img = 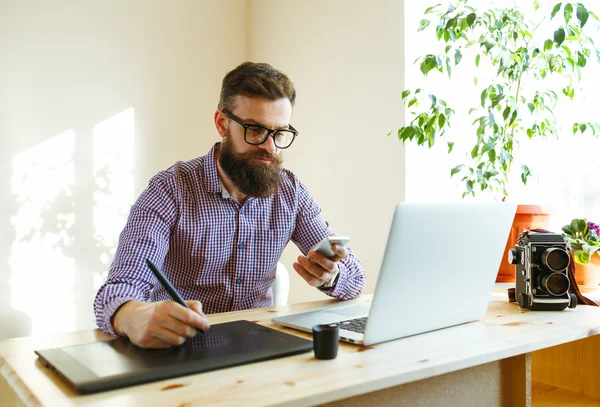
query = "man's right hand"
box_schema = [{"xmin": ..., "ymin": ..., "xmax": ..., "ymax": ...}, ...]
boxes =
[{"xmin": 112, "ymin": 300, "xmax": 211, "ymax": 349}]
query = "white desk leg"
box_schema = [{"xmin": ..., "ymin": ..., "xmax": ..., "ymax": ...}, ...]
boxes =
[{"xmin": 321, "ymin": 354, "xmax": 531, "ymax": 407}]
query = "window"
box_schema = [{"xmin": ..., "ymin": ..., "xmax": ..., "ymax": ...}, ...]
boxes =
[{"xmin": 404, "ymin": 0, "xmax": 600, "ymax": 231}]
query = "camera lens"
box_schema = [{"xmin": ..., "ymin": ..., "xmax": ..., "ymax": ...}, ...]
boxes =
[
  {"xmin": 541, "ymin": 248, "xmax": 570, "ymax": 271},
  {"xmin": 542, "ymin": 272, "xmax": 570, "ymax": 296}
]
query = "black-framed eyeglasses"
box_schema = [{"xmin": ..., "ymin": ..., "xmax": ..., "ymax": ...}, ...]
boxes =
[{"xmin": 223, "ymin": 109, "xmax": 298, "ymax": 149}]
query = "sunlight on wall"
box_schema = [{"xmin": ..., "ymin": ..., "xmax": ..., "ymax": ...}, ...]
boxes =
[
  {"xmin": 92, "ymin": 107, "xmax": 135, "ymax": 290},
  {"xmin": 9, "ymin": 130, "xmax": 76, "ymax": 336},
  {"xmin": 8, "ymin": 108, "xmax": 135, "ymax": 336}
]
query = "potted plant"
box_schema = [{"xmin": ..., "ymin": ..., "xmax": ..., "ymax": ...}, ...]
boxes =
[
  {"xmin": 562, "ymin": 218, "xmax": 600, "ymax": 286},
  {"xmin": 394, "ymin": 0, "xmax": 600, "ymax": 281}
]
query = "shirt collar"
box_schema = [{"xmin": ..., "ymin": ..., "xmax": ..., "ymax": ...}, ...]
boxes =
[{"xmin": 204, "ymin": 143, "xmax": 224, "ymax": 195}]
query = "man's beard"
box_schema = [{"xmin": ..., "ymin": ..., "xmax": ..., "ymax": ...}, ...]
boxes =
[{"xmin": 218, "ymin": 132, "xmax": 283, "ymax": 198}]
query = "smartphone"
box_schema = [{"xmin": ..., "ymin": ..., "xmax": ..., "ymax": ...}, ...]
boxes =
[{"xmin": 310, "ymin": 235, "xmax": 351, "ymax": 258}]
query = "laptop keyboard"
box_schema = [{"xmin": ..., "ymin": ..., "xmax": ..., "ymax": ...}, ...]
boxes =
[{"xmin": 337, "ymin": 316, "xmax": 368, "ymax": 334}]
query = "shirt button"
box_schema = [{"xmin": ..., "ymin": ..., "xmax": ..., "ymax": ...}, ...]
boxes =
[
  {"xmin": 238, "ymin": 243, "xmax": 244, "ymax": 249},
  {"xmin": 236, "ymin": 278, "xmax": 242, "ymax": 285}
]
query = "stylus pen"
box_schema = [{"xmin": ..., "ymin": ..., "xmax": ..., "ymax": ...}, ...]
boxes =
[{"xmin": 145, "ymin": 258, "xmax": 205, "ymax": 334}]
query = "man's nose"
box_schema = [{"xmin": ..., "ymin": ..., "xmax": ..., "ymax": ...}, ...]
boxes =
[{"xmin": 259, "ymin": 134, "xmax": 278, "ymax": 153}]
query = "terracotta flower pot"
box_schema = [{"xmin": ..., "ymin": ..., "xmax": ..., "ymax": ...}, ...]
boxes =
[
  {"xmin": 574, "ymin": 255, "xmax": 600, "ymax": 287},
  {"xmin": 496, "ymin": 204, "xmax": 551, "ymax": 283}
]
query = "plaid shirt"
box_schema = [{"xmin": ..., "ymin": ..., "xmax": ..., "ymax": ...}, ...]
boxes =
[{"xmin": 94, "ymin": 143, "xmax": 365, "ymax": 335}]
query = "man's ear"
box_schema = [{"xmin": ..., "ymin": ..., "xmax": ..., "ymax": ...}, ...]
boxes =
[{"xmin": 214, "ymin": 110, "xmax": 227, "ymax": 138}]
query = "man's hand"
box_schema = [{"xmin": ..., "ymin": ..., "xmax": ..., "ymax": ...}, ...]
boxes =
[
  {"xmin": 293, "ymin": 244, "xmax": 348, "ymax": 288},
  {"xmin": 112, "ymin": 300, "xmax": 210, "ymax": 349}
]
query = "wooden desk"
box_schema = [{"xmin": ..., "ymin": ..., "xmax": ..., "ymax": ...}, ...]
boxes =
[{"xmin": 2, "ymin": 291, "xmax": 600, "ymax": 407}]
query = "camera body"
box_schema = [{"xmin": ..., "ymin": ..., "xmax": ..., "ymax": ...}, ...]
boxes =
[{"xmin": 509, "ymin": 231, "xmax": 577, "ymax": 310}]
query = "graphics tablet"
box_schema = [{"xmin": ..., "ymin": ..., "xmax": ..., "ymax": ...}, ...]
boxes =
[{"xmin": 35, "ymin": 320, "xmax": 312, "ymax": 394}]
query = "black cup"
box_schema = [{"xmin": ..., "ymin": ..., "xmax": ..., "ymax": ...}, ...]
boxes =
[{"xmin": 312, "ymin": 324, "xmax": 340, "ymax": 360}]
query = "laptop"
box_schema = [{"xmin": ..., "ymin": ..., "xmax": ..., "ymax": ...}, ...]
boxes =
[{"xmin": 272, "ymin": 202, "xmax": 517, "ymax": 346}]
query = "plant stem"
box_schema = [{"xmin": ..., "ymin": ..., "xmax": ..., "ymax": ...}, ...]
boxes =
[{"xmin": 504, "ymin": 75, "xmax": 522, "ymax": 201}]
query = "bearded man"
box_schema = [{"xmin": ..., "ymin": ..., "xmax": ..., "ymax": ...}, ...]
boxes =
[{"xmin": 93, "ymin": 62, "xmax": 365, "ymax": 348}]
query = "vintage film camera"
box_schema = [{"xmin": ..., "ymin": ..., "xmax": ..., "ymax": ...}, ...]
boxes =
[{"xmin": 508, "ymin": 230, "xmax": 577, "ymax": 310}]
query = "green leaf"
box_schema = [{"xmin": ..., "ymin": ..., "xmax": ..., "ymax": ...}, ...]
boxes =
[
  {"xmin": 503, "ymin": 107, "xmax": 510, "ymax": 120},
  {"xmin": 450, "ymin": 164, "xmax": 464, "ymax": 177},
  {"xmin": 420, "ymin": 55, "xmax": 438, "ymax": 75},
  {"xmin": 424, "ymin": 4, "xmax": 441, "ymax": 14},
  {"xmin": 573, "ymin": 122, "xmax": 579, "ymax": 134},
  {"xmin": 564, "ymin": 3, "xmax": 573, "ymax": 23},
  {"xmin": 401, "ymin": 90, "xmax": 410, "ymax": 99},
  {"xmin": 398, "ymin": 126, "xmax": 412, "ymax": 142},
  {"xmin": 580, "ymin": 123, "xmax": 587, "ymax": 133},
  {"xmin": 454, "ymin": 49, "xmax": 462, "ymax": 65},
  {"xmin": 528, "ymin": 103, "xmax": 535, "ymax": 113},
  {"xmin": 480, "ymin": 88, "xmax": 488, "ymax": 108},
  {"xmin": 551, "ymin": 2, "xmax": 562, "ymax": 20},
  {"xmin": 467, "ymin": 12, "xmax": 476, "ymax": 27},
  {"xmin": 449, "ymin": 29, "xmax": 457, "ymax": 41},
  {"xmin": 491, "ymin": 95, "xmax": 504, "ymax": 108},
  {"xmin": 575, "ymin": 251, "xmax": 591, "ymax": 265},
  {"xmin": 429, "ymin": 95, "xmax": 437, "ymax": 109},
  {"xmin": 578, "ymin": 51, "xmax": 587, "ymax": 67},
  {"xmin": 475, "ymin": 54, "xmax": 481, "ymax": 67},
  {"xmin": 408, "ymin": 97, "xmax": 418, "ymax": 108},
  {"xmin": 438, "ymin": 114, "xmax": 446, "ymax": 128},
  {"xmin": 573, "ymin": 218, "xmax": 588, "ymax": 232},
  {"xmin": 447, "ymin": 141, "xmax": 454, "ymax": 153},
  {"xmin": 554, "ymin": 28, "xmax": 566, "ymax": 47},
  {"xmin": 418, "ymin": 19, "xmax": 431, "ymax": 32},
  {"xmin": 488, "ymin": 149, "xmax": 496, "ymax": 163},
  {"xmin": 466, "ymin": 180, "xmax": 474, "ymax": 195},
  {"xmin": 577, "ymin": 5, "xmax": 590, "ymax": 27},
  {"xmin": 483, "ymin": 40, "xmax": 495, "ymax": 52},
  {"xmin": 471, "ymin": 144, "xmax": 479, "ymax": 158},
  {"xmin": 563, "ymin": 86, "xmax": 575, "ymax": 99},
  {"xmin": 544, "ymin": 39, "xmax": 553, "ymax": 51},
  {"xmin": 521, "ymin": 165, "xmax": 531, "ymax": 185},
  {"xmin": 481, "ymin": 140, "xmax": 495, "ymax": 154}
]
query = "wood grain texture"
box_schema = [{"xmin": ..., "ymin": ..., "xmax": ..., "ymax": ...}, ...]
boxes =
[
  {"xmin": 532, "ymin": 380, "xmax": 600, "ymax": 407},
  {"xmin": 2, "ymin": 292, "xmax": 600, "ymax": 406},
  {"xmin": 532, "ymin": 334, "xmax": 600, "ymax": 399},
  {"xmin": 502, "ymin": 353, "xmax": 531, "ymax": 407}
]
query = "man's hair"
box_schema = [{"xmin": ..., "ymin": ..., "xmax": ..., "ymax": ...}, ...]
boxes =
[{"xmin": 218, "ymin": 62, "xmax": 296, "ymax": 112}]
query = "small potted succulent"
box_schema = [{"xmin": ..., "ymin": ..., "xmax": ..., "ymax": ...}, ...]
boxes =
[{"xmin": 561, "ymin": 218, "xmax": 600, "ymax": 286}]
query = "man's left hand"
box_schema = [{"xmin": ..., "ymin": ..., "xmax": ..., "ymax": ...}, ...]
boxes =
[{"xmin": 293, "ymin": 244, "xmax": 348, "ymax": 287}]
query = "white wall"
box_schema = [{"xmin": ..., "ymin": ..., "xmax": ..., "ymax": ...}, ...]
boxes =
[
  {"xmin": 248, "ymin": 0, "xmax": 405, "ymax": 304},
  {"xmin": 0, "ymin": 0, "xmax": 247, "ymax": 338},
  {"xmin": 0, "ymin": 0, "xmax": 405, "ymax": 338}
]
